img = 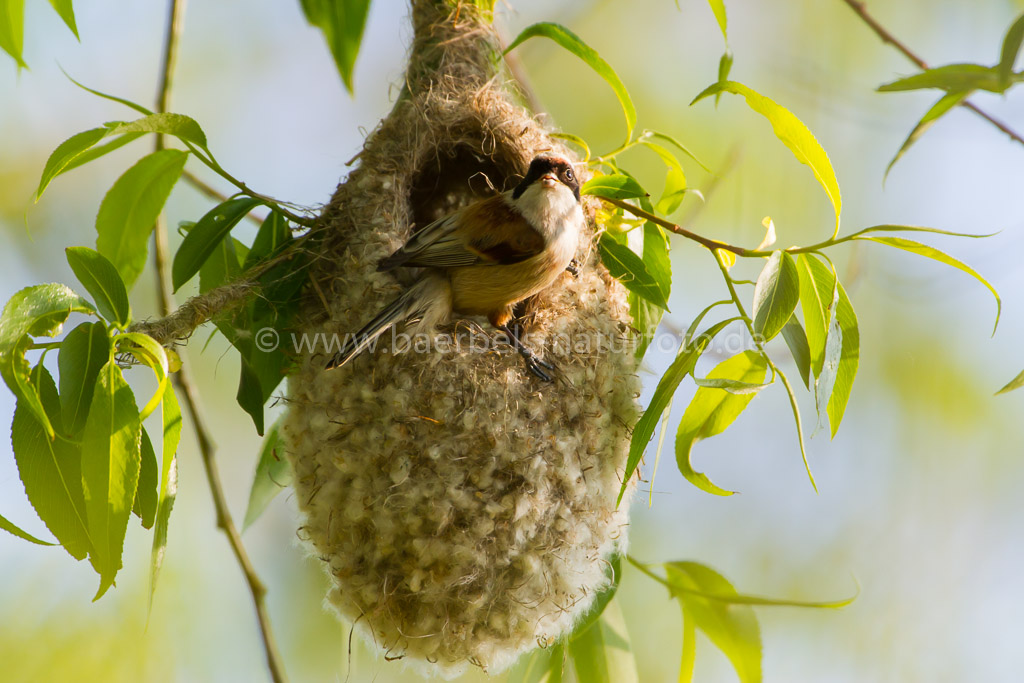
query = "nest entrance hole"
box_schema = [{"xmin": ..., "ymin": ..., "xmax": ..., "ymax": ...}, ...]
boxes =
[{"xmin": 408, "ymin": 143, "xmax": 524, "ymax": 231}]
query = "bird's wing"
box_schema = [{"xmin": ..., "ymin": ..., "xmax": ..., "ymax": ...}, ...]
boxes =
[{"xmin": 377, "ymin": 194, "xmax": 545, "ymax": 271}]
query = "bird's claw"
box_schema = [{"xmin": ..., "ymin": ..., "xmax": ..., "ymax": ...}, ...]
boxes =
[
  {"xmin": 565, "ymin": 259, "xmax": 581, "ymax": 278},
  {"xmin": 523, "ymin": 354, "xmax": 555, "ymax": 382}
]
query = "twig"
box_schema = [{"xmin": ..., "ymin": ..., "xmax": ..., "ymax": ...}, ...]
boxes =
[
  {"xmin": 181, "ymin": 170, "xmax": 264, "ymax": 225},
  {"xmin": 840, "ymin": 0, "xmax": 1024, "ymax": 147},
  {"xmin": 151, "ymin": 2, "xmax": 289, "ymax": 681}
]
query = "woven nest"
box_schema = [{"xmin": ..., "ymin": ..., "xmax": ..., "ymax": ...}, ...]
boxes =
[{"xmin": 281, "ymin": 3, "xmax": 641, "ymax": 676}]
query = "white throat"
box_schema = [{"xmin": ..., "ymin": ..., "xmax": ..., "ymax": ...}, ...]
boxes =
[{"xmin": 508, "ymin": 182, "xmax": 582, "ymax": 239}]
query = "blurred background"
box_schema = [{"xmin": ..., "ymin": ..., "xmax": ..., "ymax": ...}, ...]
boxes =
[{"xmin": 2, "ymin": 0, "xmax": 1023, "ymax": 680}]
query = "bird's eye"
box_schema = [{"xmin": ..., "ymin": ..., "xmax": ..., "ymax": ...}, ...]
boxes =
[{"xmin": 564, "ymin": 168, "xmax": 574, "ymax": 181}]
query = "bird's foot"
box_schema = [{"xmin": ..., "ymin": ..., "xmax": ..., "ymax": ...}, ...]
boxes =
[
  {"xmin": 519, "ymin": 346, "xmax": 555, "ymax": 382},
  {"xmin": 566, "ymin": 258, "xmax": 581, "ymax": 278}
]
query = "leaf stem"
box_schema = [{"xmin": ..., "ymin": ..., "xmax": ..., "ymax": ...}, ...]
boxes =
[
  {"xmin": 181, "ymin": 169, "xmax": 264, "ymax": 225},
  {"xmin": 839, "ymin": 0, "xmax": 1024, "ymax": 147},
  {"xmin": 710, "ymin": 249, "xmax": 816, "ymax": 492},
  {"xmin": 152, "ymin": 2, "xmax": 288, "ymax": 681}
]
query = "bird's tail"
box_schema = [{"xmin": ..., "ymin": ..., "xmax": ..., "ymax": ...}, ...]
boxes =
[{"xmin": 324, "ymin": 277, "xmax": 448, "ymax": 370}]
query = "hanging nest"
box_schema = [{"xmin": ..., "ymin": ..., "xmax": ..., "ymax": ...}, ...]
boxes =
[{"xmin": 282, "ymin": 1, "xmax": 641, "ymax": 675}]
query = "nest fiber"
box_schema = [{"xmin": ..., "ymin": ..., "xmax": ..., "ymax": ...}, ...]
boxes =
[{"xmin": 282, "ymin": 3, "xmax": 640, "ymax": 675}]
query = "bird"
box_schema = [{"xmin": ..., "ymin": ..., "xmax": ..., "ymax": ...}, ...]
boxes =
[{"xmin": 325, "ymin": 154, "xmax": 585, "ymax": 381}]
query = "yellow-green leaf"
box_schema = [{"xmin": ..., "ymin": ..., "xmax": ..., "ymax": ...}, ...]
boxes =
[
  {"xmin": 506, "ymin": 22, "xmax": 636, "ymax": 145},
  {"xmin": 665, "ymin": 562, "xmax": 762, "ymax": 683},
  {"xmin": 692, "ymin": 81, "xmax": 841, "ymax": 233},
  {"xmin": 81, "ymin": 358, "xmax": 142, "ymax": 600},
  {"xmin": 0, "ymin": 0, "xmax": 26, "ymax": 68},
  {"xmin": 996, "ymin": 368, "xmax": 1024, "ymax": 395},
  {"xmin": 676, "ymin": 351, "xmax": 767, "ymax": 496},
  {"xmin": 96, "ymin": 149, "xmax": 188, "ymax": 288},
  {"xmin": 299, "ymin": 0, "xmax": 371, "ymax": 94},
  {"xmin": 751, "ymin": 251, "xmax": 799, "ymax": 342},
  {"xmin": 854, "ymin": 235, "xmax": 1000, "ymax": 334},
  {"xmin": 567, "ymin": 600, "xmax": 638, "ymax": 683},
  {"xmin": 12, "ymin": 365, "xmax": 92, "ymax": 558},
  {"xmin": 885, "ymin": 91, "xmax": 969, "ymax": 180},
  {"xmin": 999, "ymin": 13, "xmax": 1024, "ymax": 86}
]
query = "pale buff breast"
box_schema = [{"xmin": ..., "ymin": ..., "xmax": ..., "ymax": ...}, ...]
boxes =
[{"xmin": 449, "ymin": 224, "xmax": 578, "ymax": 316}]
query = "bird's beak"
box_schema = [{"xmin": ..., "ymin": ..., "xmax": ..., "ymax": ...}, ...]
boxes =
[{"xmin": 540, "ymin": 172, "xmax": 559, "ymax": 187}]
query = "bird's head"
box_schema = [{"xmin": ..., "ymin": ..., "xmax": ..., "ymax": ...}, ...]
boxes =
[{"xmin": 513, "ymin": 155, "xmax": 581, "ymax": 203}]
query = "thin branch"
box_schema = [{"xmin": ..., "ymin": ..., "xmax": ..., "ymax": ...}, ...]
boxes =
[
  {"xmin": 181, "ymin": 169, "xmax": 265, "ymax": 225},
  {"xmin": 840, "ymin": 0, "xmax": 1024, "ymax": 147},
  {"xmin": 152, "ymin": 2, "xmax": 288, "ymax": 681}
]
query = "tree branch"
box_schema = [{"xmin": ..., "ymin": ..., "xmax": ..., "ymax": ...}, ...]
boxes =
[
  {"xmin": 840, "ymin": 0, "xmax": 1024, "ymax": 147},
  {"xmin": 152, "ymin": 2, "xmax": 288, "ymax": 681}
]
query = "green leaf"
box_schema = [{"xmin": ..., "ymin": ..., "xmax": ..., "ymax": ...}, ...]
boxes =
[
  {"xmin": 706, "ymin": 0, "xmax": 728, "ymax": 42},
  {"xmin": 96, "ymin": 149, "xmax": 188, "ymax": 288},
  {"xmin": 583, "ymin": 174, "xmax": 648, "ymax": 200},
  {"xmin": 58, "ymin": 321, "xmax": 110, "ymax": 435},
  {"xmin": 679, "ymin": 600, "xmax": 697, "ymax": 683},
  {"xmin": 642, "ymin": 222, "xmax": 671, "ymax": 307},
  {"xmin": 0, "ymin": 511, "xmax": 54, "ymax": 545},
  {"xmin": 47, "ymin": 0, "xmax": 78, "ymax": 38},
  {"xmin": 814, "ymin": 280, "xmax": 843, "ymax": 436},
  {"xmin": 199, "ymin": 233, "xmax": 243, "ymax": 294},
  {"xmin": 109, "ymin": 113, "xmax": 208, "ymax": 149},
  {"xmin": 878, "ymin": 63, "xmax": 1013, "ymax": 94},
  {"xmin": 643, "ymin": 130, "xmax": 711, "ymax": 173},
  {"xmin": 81, "ymin": 358, "xmax": 142, "ymax": 600},
  {"xmin": 692, "ymin": 81, "xmax": 841, "ymax": 232},
  {"xmin": 66, "ymin": 247, "xmax": 131, "ymax": 326},
  {"xmin": 299, "ymin": 0, "xmax": 371, "ymax": 93},
  {"xmin": 12, "ymin": 365, "xmax": 93, "ymax": 559},
  {"xmin": 676, "ymin": 351, "xmax": 767, "ymax": 496},
  {"xmin": 115, "ymin": 332, "xmax": 169, "ymax": 420},
  {"xmin": 505, "ymin": 22, "xmax": 636, "ymax": 145},
  {"xmin": 665, "ymin": 561, "xmax": 762, "ymax": 683},
  {"xmin": 237, "ymin": 356, "xmax": 268, "ymax": 435},
  {"xmin": 995, "ymin": 368, "xmax": 1019, "ymax": 395},
  {"xmin": 551, "ymin": 132, "xmax": 591, "ymax": 162},
  {"xmin": 62, "ymin": 70, "xmax": 154, "ymax": 116},
  {"xmin": 36, "ymin": 128, "xmax": 110, "ymax": 200},
  {"xmin": 567, "ymin": 600, "xmax": 638, "ymax": 683},
  {"xmin": 0, "ymin": 0, "xmax": 26, "ymax": 68},
  {"xmin": 853, "ymin": 235, "xmax": 1001, "ymax": 334},
  {"xmin": 61, "ymin": 132, "xmax": 145, "ymax": 176},
  {"xmin": 999, "ymin": 13, "xmax": 1024, "ymax": 86},
  {"xmin": 781, "ymin": 318, "xmax": 811, "ymax": 389},
  {"xmin": 149, "ymin": 383, "xmax": 181, "ymax": 610},
  {"xmin": 172, "ymin": 197, "xmax": 264, "ymax": 292},
  {"xmin": 795, "ymin": 255, "xmax": 859, "ymax": 438},
  {"xmin": 847, "ymin": 224, "xmax": 996, "ymax": 240},
  {"xmin": 619, "ymin": 318, "xmax": 735, "ymax": 504},
  {"xmin": 244, "ymin": 210, "xmax": 292, "ymax": 269},
  {"xmin": 507, "ymin": 643, "xmax": 564, "ymax": 683},
  {"xmin": 36, "ymin": 114, "xmax": 195, "ymax": 200},
  {"xmin": 598, "ymin": 233, "xmax": 670, "ymax": 311},
  {"xmin": 629, "ymin": 294, "xmax": 662, "ymax": 360},
  {"xmin": 885, "ymin": 91, "xmax": 970, "ymax": 180},
  {"xmin": 132, "ymin": 427, "xmax": 158, "ymax": 529},
  {"xmin": 655, "ymin": 168, "xmax": 689, "ymax": 215},
  {"xmin": 718, "ymin": 49, "xmax": 734, "ymax": 84},
  {"xmin": 751, "ymin": 251, "xmax": 799, "ymax": 342},
  {"xmin": 242, "ymin": 416, "xmax": 293, "ymax": 530},
  {"xmin": 690, "ymin": 376, "xmax": 769, "ymax": 395},
  {"xmin": 0, "ymin": 283, "xmax": 96, "ymax": 438}
]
